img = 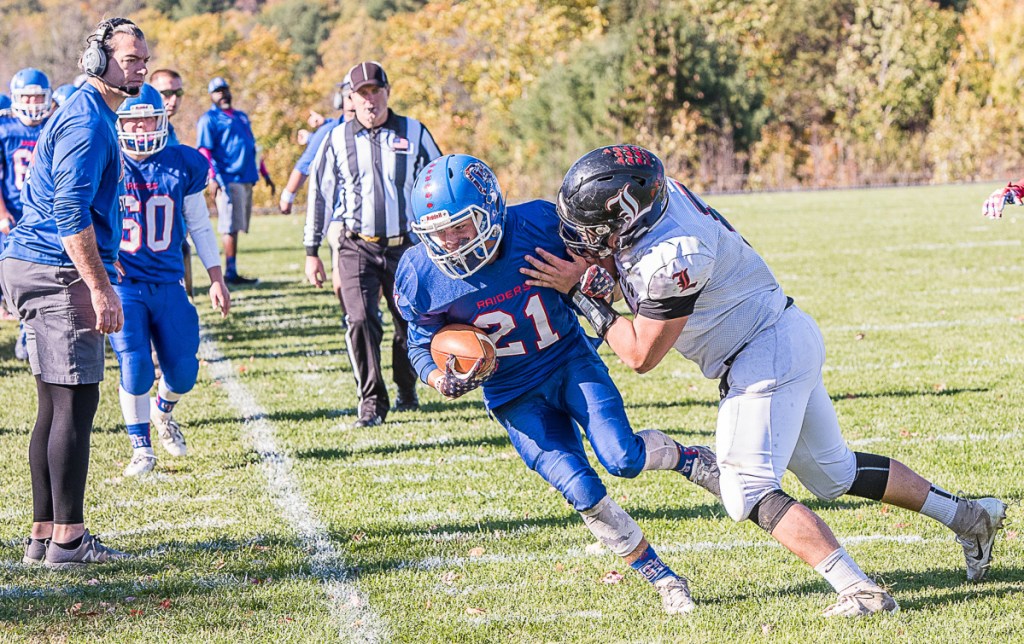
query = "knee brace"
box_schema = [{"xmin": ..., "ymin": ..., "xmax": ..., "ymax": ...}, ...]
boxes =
[
  {"xmin": 748, "ymin": 489, "xmax": 797, "ymax": 534},
  {"xmin": 845, "ymin": 452, "xmax": 890, "ymax": 501},
  {"xmin": 580, "ymin": 496, "xmax": 643, "ymax": 557},
  {"xmin": 636, "ymin": 429, "xmax": 680, "ymax": 472}
]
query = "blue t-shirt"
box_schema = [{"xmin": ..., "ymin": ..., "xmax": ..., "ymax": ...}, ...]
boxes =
[
  {"xmin": 166, "ymin": 121, "xmax": 180, "ymax": 148},
  {"xmin": 395, "ymin": 200, "xmax": 595, "ymax": 409},
  {"xmin": 195, "ymin": 105, "xmax": 258, "ymax": 185},
  {"xmin": 294, "ymin": 118, "xmax": 339, "ymax": 175},
  {"xmin": 1, "ymin": 83, "xmax": 124, "ymax": 279},
  {"xmin": 0, "ymin": 116, "xmax": 46, "ymax": 221},
  {"xmin": 119, "ymin": 145, "xmax": 208, "ymax": 283}
]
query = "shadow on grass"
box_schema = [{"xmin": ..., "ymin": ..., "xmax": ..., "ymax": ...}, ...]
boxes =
[
  {"xmin": 830, "ymin": 386, "xmax": 988, "ymax": 402},
  {"xmin": 295, "ymin": 432, "xmax": 511, "ymax": 462}
]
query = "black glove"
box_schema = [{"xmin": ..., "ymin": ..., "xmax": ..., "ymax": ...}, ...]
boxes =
[
  {"xmin": 264, "ymin": 175, "xmax": 276, "ymax": 197},
  {"xmin": 434, "ymin": 354, "xmax": 496, "ymax": 399}
]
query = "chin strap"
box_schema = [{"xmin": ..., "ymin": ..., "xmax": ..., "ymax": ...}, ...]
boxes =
[{"xmin": 569, "ymin": 284, "xmax": 620, "ymax": 337}]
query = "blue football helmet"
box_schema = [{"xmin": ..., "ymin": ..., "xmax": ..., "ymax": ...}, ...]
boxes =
[
  {"xmin": 116, "ymin": 84, "xmax": 168, "ymax": 156},
  {"xmin": 52, "ymin": 84, "xmax": 78, "ymax": 107},
  {"xmin": 411, "ymin": 154, "xmax": 505, "ymax": 279},
  {"xmin": 9, "ymin": 68, "xmax": 52, "ymax": 122},
  {"xmin": 0, "ymin": 94, "xmax": 11, "ymax": 117}
]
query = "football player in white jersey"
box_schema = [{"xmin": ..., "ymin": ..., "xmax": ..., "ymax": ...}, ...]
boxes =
[{"xmin": 523, "ymin": 144, "xmax": 1008, "ymax": 617}]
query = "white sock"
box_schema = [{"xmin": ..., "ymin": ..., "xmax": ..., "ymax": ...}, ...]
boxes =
[
  {"xmin": 154, "ymin": 377, "xmax": 184, "ymax": 418},
  {"xmin": 119, "ymin": 386, "xmax": 150, "ymax": 425},
  {"xmin": 134, "ymin": 446, "xmax": 155, "ymax": 456},
  {"xmin": 814, "ymin": 547, "xmax": 869, "ymax": 594},
  {"xmin": 919, "ymin": 486, "xmax": 960, "ymax": 528}
]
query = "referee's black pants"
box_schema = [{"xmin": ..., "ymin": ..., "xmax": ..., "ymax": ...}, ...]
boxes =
[{"xmin": 336, "ymin": 234, "xmax": 417, "ymax": 421}]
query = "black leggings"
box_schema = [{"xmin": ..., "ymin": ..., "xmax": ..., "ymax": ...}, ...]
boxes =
[{"xmin": 29, "ymin": 377, "xmax": 99, "ymax": 525}]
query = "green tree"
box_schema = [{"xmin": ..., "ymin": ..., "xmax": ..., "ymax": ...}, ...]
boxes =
[{"xmin": 258, "ymin": 0, "xmax": 337, "ymax": 77}]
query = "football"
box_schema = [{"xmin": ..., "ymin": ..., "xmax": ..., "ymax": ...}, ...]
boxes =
[{"xmin": 430, "ymin": 324, "xmax": 497, "ymax": 375}]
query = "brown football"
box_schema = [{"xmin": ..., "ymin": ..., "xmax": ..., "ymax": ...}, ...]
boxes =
[{"xmin": 430, "ymin": 324, "xmax": 497, "ymax": 375}]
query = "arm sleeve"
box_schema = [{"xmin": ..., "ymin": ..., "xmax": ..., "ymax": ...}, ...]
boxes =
[
  {"xmin": 303, "ymin": 130, "xmax": 338, "ymax": 254},
  {"xmin": 182, "ymin": 192, "xmax": 220, "ymax": 270},
  {"xmin": 394, "ymin": 257, "xmax": 445, "ymax": 384},
  {"xmin": 52, "ymin": 120, "xmax": 108, "ymax": 236}
]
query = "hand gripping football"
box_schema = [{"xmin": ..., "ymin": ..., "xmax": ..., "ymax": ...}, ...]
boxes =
[{"xmin": 430, "ymin": 324, "xmax": 497, "ymax": 376}]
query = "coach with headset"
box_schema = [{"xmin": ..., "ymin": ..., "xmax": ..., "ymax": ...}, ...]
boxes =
[{"xmin": 0, "ymin": 17, "xmax": 147, "ymax": 567}]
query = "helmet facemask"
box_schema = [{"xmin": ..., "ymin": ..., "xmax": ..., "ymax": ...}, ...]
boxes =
[
  {"xmin": 414, "ymin": 202, "xmax": 504, "ymax": 279},
  {"xmin": 117, "ymin": 104, "xmax": 168, "ymax": 156},
  {"xmin": 11, "ymin": 86, "xmax": 52, "ymax": 123}
]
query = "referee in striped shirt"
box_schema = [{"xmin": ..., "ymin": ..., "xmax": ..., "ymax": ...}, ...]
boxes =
[{"xmin": 303, "ymin": 61, "xmax": 442, "ymax": 428}]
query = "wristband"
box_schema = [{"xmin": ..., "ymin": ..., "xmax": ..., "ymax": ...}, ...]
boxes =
[
  {"xmin": 281, "ymin": 189, "xmax": 296, "ymax": 204},
  {"xmin": 569, "ymin": 284, "xmax": 621, "ymax": 337}
]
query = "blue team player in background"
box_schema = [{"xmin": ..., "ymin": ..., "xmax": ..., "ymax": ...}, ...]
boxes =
[
  {"xmin": 394, "ymin": 154, "xmax": 722, "ymax": 615},
  {"xmin": 111, "ymin": 84, "xmax": 231, "ymax": 476},
  {"xmin": 0, "ymin": 69, "xmax": 53, "ymax": 347}
]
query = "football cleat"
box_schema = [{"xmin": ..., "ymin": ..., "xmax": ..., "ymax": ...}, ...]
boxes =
[
  {"xmin": 685, "ymin": 445, "xmax": 722, "ymax": 501},
  {"xmin": 152, "ymin": 399, "xmax": 187, "ymax": 457},
  {"xmin": 124, "ymin": 448, "xmax": 157, "ymax": 477},
  {"xmin": 822, "ymin": 586, "xmax": 899, "ymax": 617},
  {"xmin": 654, "ymin": 576, "xmax": 696, "ymax": 615},
  {"xmin": 955, "ymin": 497, "xmax": 1007, "ymax": 582},
  {"xmin": 43, "ymin": 530, "xmax": 130, "ymax": 569},
  {"xmin": 22, "ymin": 537, "xmax": 46, "ymax": 565}
]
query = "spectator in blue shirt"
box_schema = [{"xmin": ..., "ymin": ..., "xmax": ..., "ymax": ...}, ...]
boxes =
[
  {"xmin": 196, "ymin": 76, "xmax": 275, "ymax": 285},
  {"xmin": 0, "ymin": 16, "xmax": 149, "ymax": 568}
]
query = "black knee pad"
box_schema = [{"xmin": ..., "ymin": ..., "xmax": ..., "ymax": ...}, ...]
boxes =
[
  {"xmin": 846, "ymin": 452, "xmax": 891, "ymax": 501},
  {"xmin": 748, "ymin": 489, "xmax": 797, "ymax": 534}
]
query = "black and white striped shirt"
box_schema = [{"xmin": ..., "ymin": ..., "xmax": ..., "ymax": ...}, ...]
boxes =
[{"xmin": 303, "ymin": 110, "xmax": 441, "ymax": 253}]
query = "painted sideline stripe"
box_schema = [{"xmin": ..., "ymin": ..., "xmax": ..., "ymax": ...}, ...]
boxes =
[{"xmin": 200, "ymin": 335, "xmax": 387, "ymax": 642}]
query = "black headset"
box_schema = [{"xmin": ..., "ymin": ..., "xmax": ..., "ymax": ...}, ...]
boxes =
[{"xmin": 82, "ymin": 18, "xmax": 137, "ymax": 78}]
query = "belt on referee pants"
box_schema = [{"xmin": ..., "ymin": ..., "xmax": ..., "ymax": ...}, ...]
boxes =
[
  {"xmin": 718, "ymin": 296, "xmax": 795, "ymax": 400},
  {"xmin": 345, "ymin": 230, "xmax": 407, "ymax": 247}
]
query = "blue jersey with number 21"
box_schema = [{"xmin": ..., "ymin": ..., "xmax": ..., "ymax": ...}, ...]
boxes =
[
  {"xmin": 395, "ymin": 199, "xmax": 595, "ymax": 409},
  {"xmin": 120, "ymin": 145, "xmax": 208, "ymax": 283}
]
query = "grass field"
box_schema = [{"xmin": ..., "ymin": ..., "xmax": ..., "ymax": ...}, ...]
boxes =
[{"xmin": 1, "ymin": 183, "xmax": 1023, "ymax": 643}]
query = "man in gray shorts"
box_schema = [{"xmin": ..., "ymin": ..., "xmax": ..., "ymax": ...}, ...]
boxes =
[
  {"xmin": 0, "ymin": 16, "xmax": 149, "ymax": 567},
  {"xmin": 196, "ymin": 76, "xmax": 275, "ymax": 285}
]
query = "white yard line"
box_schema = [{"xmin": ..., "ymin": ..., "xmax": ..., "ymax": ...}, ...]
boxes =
[{"xmin": 200, "ymin": 335, "xmax": 387, "ymax": 643}]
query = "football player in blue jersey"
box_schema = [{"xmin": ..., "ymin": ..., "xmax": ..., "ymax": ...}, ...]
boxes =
[
  {"xmin": 394, "ymin": 154, "xmax": 722, "ymax": 615},
  {"xmin": 0, "ymin": 69, "xmax": 53, "ymax": 354},
  {"xmin": 0, "ymin": 94, "xmax": 12, "ymax": 117},
  {"xmin": 52, "ymin": 83, "xmax": 79, "ymax": 109},
  {"xmin": 109, "ymin": 84, "xmax": 230, "ymax": 476}
]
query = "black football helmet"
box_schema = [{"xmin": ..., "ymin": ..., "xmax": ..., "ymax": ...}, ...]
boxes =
[{"xmin": 557, "ymin": 144, "xmax": 668, "ymax": 258}]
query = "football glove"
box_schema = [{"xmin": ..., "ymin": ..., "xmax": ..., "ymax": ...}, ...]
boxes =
[
  {"xmin": 579, "ymin": 264, "xmax": 615, "ymax": 299},
  {"xmin": 982, "ymin": 182, "xmax": 1024, "ymax": 219},
  {"xmin": 263, "ymin": 174, "xmax": 277, "ymax": 197},
  {"xmin": 434, "ymin": 354, "xmax": 496, "ymax": 399}
]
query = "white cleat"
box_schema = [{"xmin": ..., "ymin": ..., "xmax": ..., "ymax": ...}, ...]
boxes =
[
  {"xmin": 124, "ymin": 448, "xmax": 157, "ymax": 476},
  {"xmin": 152, "ymin": 398, "xmax": 187, "ymax": 457},
  {"xmin": 655, "ymin": 576, "xmax": 696, "ymax": 615},
  {"xmin": 822, "ymin": 585, "xmax": 899, "ymax": 617},
  {"xmin": 955, "ymin": 497, "xmax": 1008, "ymax": 582}
]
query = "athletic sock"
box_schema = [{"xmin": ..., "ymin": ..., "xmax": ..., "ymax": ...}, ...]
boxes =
[
  {"xmin": 225, "ymin": 256, "xmax": 237, "ymax": 277},
  {"xmin": 119, "ymin": 387, "xmax": 152, "ymax": 448},
  {"xmin": 920, "ymin": 486, "xmax": 960, "ymax": 529},
  {"xmin": 629, "ymin": 545, "xmax": 678, "ymax": 585},
  {"xmin": 814, "ymin": 547, "xmax": 869, "ymax": 594},
  {"xmin": 55, "ymin": 536, "xmax": 83, "ymax": 551},
  {"xmin": 155, "ymin": 378, "xmax": 182, "ymax": 416},
  {"xmin": 673, "ymin": 445, "xmax": 698, "ymax": 477},
  {"xmin": 127, "ymin": 423, "xmax": 151, "ymax": 449}
]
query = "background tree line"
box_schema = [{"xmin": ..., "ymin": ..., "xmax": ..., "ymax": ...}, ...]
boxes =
[{"xmin": 1, "ymin": 0, "xmax": 1021, "ymax": 204}]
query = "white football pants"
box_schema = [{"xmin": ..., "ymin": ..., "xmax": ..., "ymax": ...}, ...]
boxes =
[{"xmin": 716, "ymin": 305, "xmax": 857, "ymax": 522}]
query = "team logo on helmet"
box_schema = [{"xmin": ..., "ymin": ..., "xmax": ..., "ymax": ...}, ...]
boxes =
[{"xmin": 605, "ymin": 185, "xmax": 651, "ymax": 228}]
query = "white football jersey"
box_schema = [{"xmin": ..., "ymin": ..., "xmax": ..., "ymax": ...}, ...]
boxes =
[{"xmin": 615, "ymin": 179, "xmax": 788, "ymax": 379}]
